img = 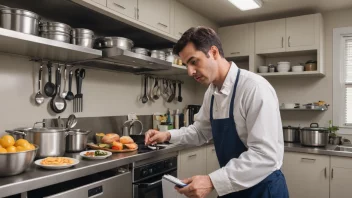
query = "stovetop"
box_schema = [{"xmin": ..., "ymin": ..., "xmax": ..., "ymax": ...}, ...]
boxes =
[{"xmin": 137, "ymin": 143, "xmax": 168, "ymax": 154}]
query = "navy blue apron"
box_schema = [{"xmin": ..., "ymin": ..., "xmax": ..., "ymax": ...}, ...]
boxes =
[{"xmin": 210, "ymin": 69, "xmax": 289, "ymax": 198}]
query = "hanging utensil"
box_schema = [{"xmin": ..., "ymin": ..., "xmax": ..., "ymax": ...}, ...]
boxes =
[
  {"xmin": 60, "ymin": 65, "xmax": 68, "ymax": 99},
  {"xmin": 65, "ymin": 70, "xmax": 74, "ymax": 101},
  {"xmin": 141, "ymin": 75, "xmax": 148, "ymax": 104},
  {"xmin": 51, "ymin": 66, "xmax": 67, "ymax": 113},
  {"xmin": 149, "ymin": 76, "xmax": 154, "ymax": 102},
  {"xmin": 177, "ymin": 81, "xmax": 183, "ymax": 102},
  {"xmin": 66, "ymin": 114, "xmax": 77, "ymax": 129},
  {"xmin": 152, "ymin": 78, "xmax": 159, "ymax": 100},
  {"xmin": 74, "ymin": 69, "xmax": 85, "ymax": 112},
  {"xmin": 35, "ymin": 63, "xmax": 44, "ymax": 105},
  {"xmin": 167, "ymin": 81, "xmax": 176, "ymax": 103},
  {"xmin": 44, "ymin": 62, "xmax": 55, "ymax": 97}
]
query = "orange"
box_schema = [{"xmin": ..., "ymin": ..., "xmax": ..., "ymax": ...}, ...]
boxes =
[
  {"xmin": 29, "ymin": 144, "xmax": 35, "ymax": 150},
  {"xmin": 0, "ymin": 148, "xmax": 7, "ymax": 153},
  {"xmin": 16, "ymin": 146, "xmax": 27, "ymax": 152},
  {"xmin": 6, "ymin": 146, "xmax": 16, "ymax": 153},
  {"xmin": 15, "ymin": 139, "xmax": 31, "ymax": 149},
  {"xmin": 0, "ymin": 135, "xmax": 15, "ymax": 148}
]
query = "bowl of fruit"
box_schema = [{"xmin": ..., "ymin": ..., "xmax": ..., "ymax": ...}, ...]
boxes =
[{"xmin": 0, "ymin": 134, "xmax": 38, "ymax": 176}]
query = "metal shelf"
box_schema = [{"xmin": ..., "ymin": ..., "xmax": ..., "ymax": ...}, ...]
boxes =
[
  {"xmin": 146, "ymin": 64, "xmax": 188, "ymax": 76},
  {"xmin": 258, "ymin": 71, "xmax": 325, "ymax": 77},
  {"xmin": 280, "ymin": 107, "xmax": 328, "ymax": 111},
  {"xmin": 0, "ymin": 27, "xmax": 102, "ymax": 62}
]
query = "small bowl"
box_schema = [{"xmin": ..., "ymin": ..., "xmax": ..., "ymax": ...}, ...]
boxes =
[
  {"xmin": 258, "ymin": 66, "xmax": 269, "ymax": 73},
  {"xmin": 292, "ymin": 65, "xmax": 304, "ymax": 72}
]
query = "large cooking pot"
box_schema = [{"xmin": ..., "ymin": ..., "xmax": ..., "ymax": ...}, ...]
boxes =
[
  {"xmin": 300, "ymin": 123, "xmax": 329, "ymax": 147},
  {"xmin": 66, "ymin": 129, "xmax": 91, "ymax": 152},
  {"xmin": 94, "ymin": 37, "xmax": 134, "ymax": 51},
  {"xmin": 0, "ymin": 8, "xmax": 40, "ymax": 35},
  {"xmin": 6, "ymin": 122, "xmax": 69, "ymax": 158},
  {"xmin": 283, "ymin": 126, "xmax": 300, "ymax": 143}
]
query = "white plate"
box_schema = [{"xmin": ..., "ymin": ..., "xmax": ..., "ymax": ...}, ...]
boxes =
[
  {"xmin": 35, "ymin": 157, "xmax": 79, "ymax": 170},
  {"xmin": 80, "ymin": 150, "xmax": 112, "ymax": 160}
]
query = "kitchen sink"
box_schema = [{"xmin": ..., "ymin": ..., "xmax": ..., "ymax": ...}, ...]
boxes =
[{"xmin": 334, "ymin": 145, "xmax": 352, "ymax": 152}]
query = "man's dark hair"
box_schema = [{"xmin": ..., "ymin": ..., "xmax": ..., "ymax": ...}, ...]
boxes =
[{"xmin": 173, "ymin": 26, "xmax": 225, "ymax": 58}]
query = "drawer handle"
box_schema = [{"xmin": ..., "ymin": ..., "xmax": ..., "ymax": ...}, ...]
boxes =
[
  {"xmin": 158, "ymin": 23, "xmax": 168, "ymax": 28},
  {"xmin": 113, "ymin": 3, "xmax": 126, "ymax": 9},
  {"xmin": 188, "ymin": 154, "xmax": 197, "ymax": 158},
  {"xmin": 288, "ymin": 36, "xmax": 291, "ymax": 47},
  {"xmin": 230, "ymin": 52, "xmax": 240, "ymax": 55},
  {"xmin": 324, "ymin": 167, "xmax": 327, "ymax": 178},
  {"xmin": 331, "ymin": 168, "xmax": 334, "ymax": 179},
  {"xmin": 301, "ymin": 158, "xmax": 316, "ymax": 162}
]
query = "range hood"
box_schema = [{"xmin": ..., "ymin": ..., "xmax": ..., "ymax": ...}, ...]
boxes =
[{"xmin": 73, "ymin": 47, "xmax": 172, "ymax": 73}]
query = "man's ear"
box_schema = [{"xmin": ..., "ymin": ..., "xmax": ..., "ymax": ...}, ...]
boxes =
[{"xmin": 209, "ymin": 46, "xmax": 220, "ymax": 60}]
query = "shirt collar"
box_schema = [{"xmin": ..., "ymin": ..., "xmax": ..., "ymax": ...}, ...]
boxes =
[{"xmin": 211, "ymin": 62, "xmax": 239, "ymax": 96}]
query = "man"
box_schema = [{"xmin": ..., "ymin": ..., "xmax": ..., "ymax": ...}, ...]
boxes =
[{"xmin": 145, "ymin": 27, "xmax": 289, "ymax": 198}]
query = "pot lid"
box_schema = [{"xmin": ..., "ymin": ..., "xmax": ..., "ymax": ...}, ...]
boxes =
[
  {"xmin": 283, "ymin": 126, "xmax": 300, "ymax": 129},
  {"xmin": 30, "ymin": 127, "xmax": 66, "ymax": 133},
  {"xmin": 302, "ymin": 123, "xmax": 329, "ymax": 131}
]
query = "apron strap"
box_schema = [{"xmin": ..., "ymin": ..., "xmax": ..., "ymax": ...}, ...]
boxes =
[
  {"xmin": 210, "ymin": 95, "xmax": 214, "ymax": 121},
  {"xmin": 229, "ymin": 69, "xmax": 241, "ymax": 119}
]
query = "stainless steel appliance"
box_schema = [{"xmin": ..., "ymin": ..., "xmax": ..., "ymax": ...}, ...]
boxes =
[
  {"xmin": 283, "ymin": 126, "xmax": 300, "ymax": 143},
  {"xmin": 133, "ymin": 155, "xmax": 177, "ymax": 198},
  {"xmin": 300, "ymin": 123, "xmax": 329, "ymax": 147},
  {"xmin": 27, "ymin": 165, "xmax": 132, "ymax": 198}
]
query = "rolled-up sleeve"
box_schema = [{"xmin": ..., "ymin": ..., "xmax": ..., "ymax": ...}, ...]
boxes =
[
  {"xmin": 209, "ymin": 82, "xmax": 282, "ymax": 196},
  {"xmin": 169, "ymin": 89, "xmax": 213, "ymax": 146}
]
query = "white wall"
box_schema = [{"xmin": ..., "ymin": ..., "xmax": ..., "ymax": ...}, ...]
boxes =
[{"xmin": 0, "ymin": 53, "xmax": 197, "ymax": 135}]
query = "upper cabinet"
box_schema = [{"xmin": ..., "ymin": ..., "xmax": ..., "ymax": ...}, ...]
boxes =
[
  {"xmin": 219, "ymin": 23, "xmax": 253, "ymax": 57},
  {"xmin": 107, "ymin": 0, "xmax": 138, "ymax": 19},
  {"xmin": 255, "ymin": 14, "xmax": 322, "ymax": 54},
  {"xmin": 255, "ymin": 19, "xmax": 286, "ymax": 54},
  {"xmin": 138, "ymin": 0, "xmax": 171, "ymax": 33},
  {"xmin": 174, "ymin": 1, "xmax": 218, "ymax": 39}
]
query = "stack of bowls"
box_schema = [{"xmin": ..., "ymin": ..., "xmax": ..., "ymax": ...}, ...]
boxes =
[
  {"xmin": 133, "ymin": 47, "xmax": 150, "ymax": 56},
  {"xmin": 258, "ymin": 66, "xmax": 269, "ymax": 73},
  {"xmin": 151, "ymin": 50, "xmax": 166, "ymax": 60},
  {"xmin": 71, "ymin": 28, "xmax": 94, "ymax": 48},
  {"xmin": 39, "ymin": 22, "xmax": 72, "ymax": 43},
  {"xmin": 277, "ymin": 62, "xmax": 291, "ymax": 72}
]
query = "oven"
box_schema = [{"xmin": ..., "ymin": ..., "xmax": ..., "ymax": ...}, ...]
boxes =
[{"xmin": 133, "ymin": 156, "xmax": 177, "ymax": 198}]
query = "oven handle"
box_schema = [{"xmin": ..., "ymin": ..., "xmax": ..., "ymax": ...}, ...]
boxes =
[{"xmin": 135, "ymin": 179, "xmax": 162, "ymax": 188}]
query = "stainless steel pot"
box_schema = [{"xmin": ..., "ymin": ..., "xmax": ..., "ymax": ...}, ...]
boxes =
[
  {"xmin": 0, "ymin": 145, "xmax": 38, "ymax": 177},
  {"xmin": 94, "ymin": 37, "xmax": 134, "ymax": 50},
  {"xmin": 132, "ymin": 47, "xmax": 150, "ymax": 56},
  {"xmin": 66, "ymin": 129, "xmax": 91, "ymax": 152},
  {"xmin": 151, "ymin": 50, "xmax": 166, "ymax": 60},
  {"xmin": 40, "ymin": 32, "xmax": 71, "ymax": 43},
  {"xmin": 6, "ymin": 122, "xmax": 68, "ymax": 158},
  {"xmin": 71, "ymin": 28, "xmax": 95, "ymax": 48},
  {"xmin": 283, "ymin": 126, "xmax": 300, "ymax": 143},
  {"xmin": 39, "ymin": 21, "xmax": 72, "ymax": 34},
  {"xmin": 0, "ymin": 8, "xmax": 40, "ymax": 35},
  {"xmin": 300, "ymin": 123, "xmax": 329, "ymax": 147}
]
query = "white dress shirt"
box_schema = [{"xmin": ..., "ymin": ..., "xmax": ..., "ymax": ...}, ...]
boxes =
[{"xmin": 169, "ymin": 62, "xmax": 284, "ymax": 196}]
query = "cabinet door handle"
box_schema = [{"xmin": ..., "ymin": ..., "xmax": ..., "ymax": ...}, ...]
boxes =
[
  {"xmin": 230, "ymin": 52, "xmax": 240, "ymax": 55},
  {"xmin": 288, "ymin": 36, "xmax": 291, "ymax": 47},
  {"xmin": 158, "ymin": 22, "xmax": 168, "ymax": 28},
  {"xmin": 324, "ymin": 167, "xmax": 327, "ymax": 178},
  {"xmin": 134, "ymin": 7, "xmax": 137, "ymax": 19},
  {"xmin": 281, "ymin": 37, "xmax": 284, "ymax": 48},
  {"xmin": 137, "ymin": 8, "xmax": 139, "ymax": 19},
  {"xmin": 301, "ymin": 158, "xmax": 316, "ymax": 162},
  {"xmin": 188, "ymin": 154, "xmax": 197, "ymax": 158},
  {"xmin": 331, "ymin": 168, "xmax": 334, "ymax": 179},
  {"xmin": 113, "ymin": 3, "xmax": 126, "ymax": 9}
]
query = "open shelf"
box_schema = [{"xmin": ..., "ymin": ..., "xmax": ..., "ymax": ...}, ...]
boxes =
[
  {"xmin": 0, "ymin": 27, "xmax": 102, "ymax": 62},
  {"xmin": 258, "ymin": 71, "xmax": 325, "ymax": 77},
  {"xmin": 146, "ymin": 64, "xmax": 188, "ymax": 76},
  {"xmin": 280, "ymin": 107, "xmax": 328, "ymax": 111}
]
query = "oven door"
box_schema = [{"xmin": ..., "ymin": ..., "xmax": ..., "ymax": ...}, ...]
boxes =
[{"xmin": 133, "ymin": 170, "xmax": 177, "ymax": 198}]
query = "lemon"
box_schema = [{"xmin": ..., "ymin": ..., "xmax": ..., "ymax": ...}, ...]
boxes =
[
  {"xmin": 15, "ymin": 139, "xmax": 31, "ymax": 149},
  {"xmin": 0, "ymin": 148, "xmax": 7, "ymax": 153},
  {"xmin": 6, "ymin": 146, "xmax": 17, "ymax": 153},
  {"xmin": 16, "ymin": 146, "xmax": 27, "ymax": 152},
  {"xmin": 0, "ymin": 135, "xmax": 15, "ymax": 148}
]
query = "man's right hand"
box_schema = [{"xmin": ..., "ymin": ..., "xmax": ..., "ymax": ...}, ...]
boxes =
[{"xmin": 144, "ymin": 129, "xmax": 171, "ymax": 145}]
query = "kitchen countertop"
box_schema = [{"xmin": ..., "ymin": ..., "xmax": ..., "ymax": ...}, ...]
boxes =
[
  {"xmin": 0, "ymin": 143, "xmax": 194, "ymax": 197},
  {"xmin": 1, "ymin": 142, "xmax": 350, "ymax": 197}
]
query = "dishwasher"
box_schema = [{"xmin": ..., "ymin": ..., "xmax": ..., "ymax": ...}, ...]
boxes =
[{"xmin": 27, "ymin": 165, "xmax": 132, "ymax": 198}]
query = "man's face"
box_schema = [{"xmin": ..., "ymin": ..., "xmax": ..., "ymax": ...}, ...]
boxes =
[{"xmin": 179, "ymin": 42, "xmax": 217, "ymax": 85}]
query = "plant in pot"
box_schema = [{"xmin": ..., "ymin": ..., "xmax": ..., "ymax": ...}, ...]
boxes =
[{"xmin": 328, "ymin": 120, "xmax": 341, "ymax": 145}]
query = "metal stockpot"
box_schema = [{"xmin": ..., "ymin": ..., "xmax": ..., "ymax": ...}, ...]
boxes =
[
  {"xmin": 0, "ymin": 8, "xmax": 40, "ymax": 35},
  {"xmin": 6, "ymin": 122, "xmax": 68, "ymax": 158},
  {"xmin": 283, "ymin": 126, "xmax": 300, "ymax": 143},
  {"xmin": 94, "ymin": 37, "xmax": 134, "ymax": 50},
  {"xmin": 300, "ymin": 123, "xmax": 329, "ymax": 147},
  {"xmin": 66, "ymin": 129, "xmax": 91, "ymax": 152}
]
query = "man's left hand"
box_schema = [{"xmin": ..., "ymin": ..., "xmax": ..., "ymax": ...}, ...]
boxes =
[{"xmin": 175, "ymin": 175, "xmax": 214, "ymax": 198}]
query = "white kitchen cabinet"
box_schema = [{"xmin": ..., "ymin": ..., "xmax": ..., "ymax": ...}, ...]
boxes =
[
  {"xmin": 330, "ymin": 156, "xmax": 352, "ymax": 198},
  {"xmin": 219, "ymin": 24, "xmax": 251, "ymax": 57},
  {"xmin": 178, "ymin": 146, "xmax": 207, "ymax": 179},
  {"xmin": 138, "ymin": 0, "xmax": 171, "ymax": 33},
  {"xmin": 91, "ymin": 0, "xmax": 107, "ymax": 6},
  {"xmin": 282, "ymin": 152, "xmax": 329, "ymax": 198},
  {"xmin": 286, "ymin": 14, "xmax": 321, "ymax": 52},
  {"xmin": 255, "ymin": 19, "xmax": 286, "ymax": 54},
  {"xmin": 206, "ymin": 144, "xmax": 219, "ymax": 198},
  {"xmin": 107, "ymin": 0, "xmax": 137, "ymax": 19},
  {"xmin": 174, "ymin": 1, "xmax": 218, "ymax": 39}
]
